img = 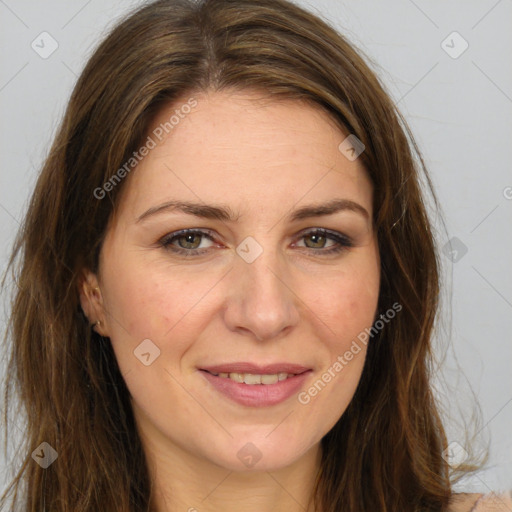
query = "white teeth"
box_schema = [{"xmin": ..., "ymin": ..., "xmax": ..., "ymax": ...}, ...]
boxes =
[
  {"xmin": 210, "ymin": 371, "xmax": 295, "ymax": 384},
  {"xmin": 243, "ymin": 373, "xmax": 263, "ymax": 385},
  {"xmin": 260, "ymin": 374, "xmax": 279, "ymax": 384}
]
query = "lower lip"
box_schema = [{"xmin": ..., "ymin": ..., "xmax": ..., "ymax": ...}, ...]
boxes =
[{"xmin": 199, "ymin": 370, "xmax": 312, "ymax": 407}]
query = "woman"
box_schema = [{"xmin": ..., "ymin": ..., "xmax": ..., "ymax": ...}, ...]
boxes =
[{"xmin": 1, "ymin": 0, "xmax": 510, "ymax": 510}]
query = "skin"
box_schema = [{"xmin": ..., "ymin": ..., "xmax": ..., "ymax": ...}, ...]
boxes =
[{"xmin": 80, "ymin": 89, "xmax": 380, "ymax": 512}]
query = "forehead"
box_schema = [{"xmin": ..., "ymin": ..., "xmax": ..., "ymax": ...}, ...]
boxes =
[{"xmin": 114, "ymin": 90, "xmax": 373, "ymax": 223}]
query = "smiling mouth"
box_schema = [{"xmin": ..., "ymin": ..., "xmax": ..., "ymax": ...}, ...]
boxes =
[
  {"xmin": 198, "ymin": 365, "xmax": 312, "ymax": 407},
  {"xmin": 203, "ymin": 370, "xmax": 298, "ymax": 385}
]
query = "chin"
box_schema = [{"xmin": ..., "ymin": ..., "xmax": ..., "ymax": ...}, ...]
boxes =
[{"xmin": 205, "ymin": 432, "xmax": 315, "ymax": 473}]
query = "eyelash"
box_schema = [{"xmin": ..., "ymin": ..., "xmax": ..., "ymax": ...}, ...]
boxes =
[{"xmin": 158, "ymin": 228, "xmax": 353, "ymax": 257}]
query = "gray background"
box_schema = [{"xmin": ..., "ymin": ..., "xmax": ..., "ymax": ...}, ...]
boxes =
[{"xmin": 1, "ymin": 0, "xmax": 511, "ymax": 497}]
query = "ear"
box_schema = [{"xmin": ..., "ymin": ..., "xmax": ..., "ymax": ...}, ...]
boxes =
[{"xmin": 78, "ymin": 269, "xmax": 109, "ymax": 337}]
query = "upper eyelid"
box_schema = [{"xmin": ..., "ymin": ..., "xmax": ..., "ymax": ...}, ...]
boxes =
[{"xmin": 160, "ymin": 228, "xmax": 216, "ymax": 243}]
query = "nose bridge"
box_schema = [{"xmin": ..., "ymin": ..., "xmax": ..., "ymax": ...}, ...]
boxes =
[
  {"xmin": 240, "ymin": 247, "xmax": 284, "ymax": 300},
  {"xmin": 224, "ymin": 234, "xmax": 300, "ymax": 341}
]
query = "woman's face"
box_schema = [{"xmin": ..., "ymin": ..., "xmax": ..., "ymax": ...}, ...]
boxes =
[{"xmin": 87, "ymin": 90, "xmax": 380, "ymax": 472}]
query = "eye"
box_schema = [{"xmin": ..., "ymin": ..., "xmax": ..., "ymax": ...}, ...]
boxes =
[
  {"xmin": 159, "ymin": 229, "xmax": 217, "ymax": 256},
  {"xmin": 158, "ymin": 228, "xmax": 353, "ymax": 257},
  {"xmin": 294, "ymin": 228, "xmax": 353, "ymax": 255}
]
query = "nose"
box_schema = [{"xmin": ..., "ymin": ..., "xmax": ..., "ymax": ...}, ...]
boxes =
[{"xmin": 222, "ymin": 241, "xmax": 301, "ymax": 342}]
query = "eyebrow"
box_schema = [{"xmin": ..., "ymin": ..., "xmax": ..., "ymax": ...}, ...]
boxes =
[{"xmin": 135, "ymin": 198, "xmax": 369, "ymax": 224}]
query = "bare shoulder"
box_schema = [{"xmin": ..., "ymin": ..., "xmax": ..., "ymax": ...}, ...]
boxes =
[{"xmin": 448, "ymin": 492, "xmax": 512, "ymax": 512}]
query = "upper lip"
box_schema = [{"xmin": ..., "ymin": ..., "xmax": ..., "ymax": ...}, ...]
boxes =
[{"xmin": 200, "ymin": 362, "xmax": 311, "ymax": 375}]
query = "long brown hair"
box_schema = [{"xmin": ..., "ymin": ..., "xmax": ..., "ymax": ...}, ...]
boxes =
[{"xmin": 1, "ymin": 0, "xmax": 481, "ymax": 510}]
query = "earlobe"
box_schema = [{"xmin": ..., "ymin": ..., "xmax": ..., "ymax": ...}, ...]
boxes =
[{"xmin": 78, "ymin": 270, "xmax": 108, "ymax": 336}]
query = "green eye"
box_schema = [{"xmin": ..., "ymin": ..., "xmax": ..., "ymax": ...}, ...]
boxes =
[
  {"xmin": 158, "ymin": 228, "xmax": 352, "ymax": 257},
  {"xmin": 303, "ymin": 232, "xmax": 328, "ymax": 249},
  {"xmin": 296, "ymin": 229, "xmax": 353, "ymax": 254},
  {"xmin": 175, "ymin": 233, "xmax": 203, "ymax": 250},
  {"xmin": 159, "ymin": 229, "xmax": 216, "ymax": 256}
]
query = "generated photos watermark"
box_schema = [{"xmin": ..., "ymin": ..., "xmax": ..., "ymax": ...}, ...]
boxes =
[
  {"xmin": 93, "ymin": 97, "xmax": 197, "ymax": 200},
  {"xmin": 297, "ymin": 302, "xmax": 402, "ymax": 405}
]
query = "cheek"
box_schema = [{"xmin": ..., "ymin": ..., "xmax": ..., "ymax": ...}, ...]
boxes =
[
  {"xmin": 318, "ymin": 258, "xmax": 380, "ymax": 343},
  {"xmin": 303, "ymin": 263, "xmax": 379, "ymax": 415},
  {"xmin": 100, "ymin": 256, "xmax": 218, "ymax": 366},
  {"xmin": 307, "ymin": 250, "xmax": 379, "ymax": 404}
]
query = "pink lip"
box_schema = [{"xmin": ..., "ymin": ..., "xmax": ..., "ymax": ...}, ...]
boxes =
[
  {"xmin": 199, "ymin": 367, "xmax": 312, "ymax": 407},
  {"xmin": 200, "ymin": 362, "xmax": 311, "ymax": 375}
]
